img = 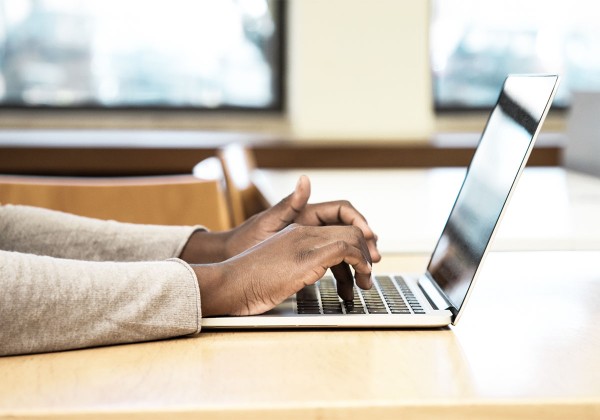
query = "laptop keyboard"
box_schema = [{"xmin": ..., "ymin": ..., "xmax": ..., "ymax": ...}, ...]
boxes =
[{"xmin": 296, "ymin": 276, "xmax": 426, "ymax": 315}]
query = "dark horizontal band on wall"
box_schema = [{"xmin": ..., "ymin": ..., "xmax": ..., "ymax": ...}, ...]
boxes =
[{"xmin": 0, "ymin": 131, "xmax": 564, "ymax": 176}]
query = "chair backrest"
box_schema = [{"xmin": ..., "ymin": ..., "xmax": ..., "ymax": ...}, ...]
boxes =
[
  {"xmin": 0, "ymin": 174, "xmax": 231, "ymax": 231},
  {"xmin": 216, "ymin": 144, "xmax": 270, "ymax": 226}
]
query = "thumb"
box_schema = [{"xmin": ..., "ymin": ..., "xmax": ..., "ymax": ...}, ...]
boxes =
[{"xmin": 271, "ymin": 175, "xmax": 311, "ymax": 225}]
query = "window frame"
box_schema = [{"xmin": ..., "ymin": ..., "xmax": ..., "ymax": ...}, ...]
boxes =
[
  {"xmin": 0, "ymin": 0, "xmax": 287, "ymax": 113},
  {"xmin": 429, "ymin": 1, "xmax": 579, "ymax": 113}
]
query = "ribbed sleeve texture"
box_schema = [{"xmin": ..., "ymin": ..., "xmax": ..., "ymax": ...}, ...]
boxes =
[
  {"xmin": 0, "ymin": 205, "xmax": 204, "ymax": 356},
  {"xmin": 0, "ymin": 204, "xmax": 197, "ymax": 261}
]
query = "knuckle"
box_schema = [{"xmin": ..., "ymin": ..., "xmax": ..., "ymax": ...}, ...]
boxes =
[
  {"xmin": 291, "ymin": 224, "xmax": 313, "ymax": 239},
  {"xmin": 294, "ymin": 224, "xmax": 309, "ymax": 234},
  {"xmin": 295, "ymin": 248, "xmax": 312, "ymax": 264},
  {"xmin": 287, "ymin": 223, "xmax": 300, "ymax": 231},
  {"xmin": 349, "ymin": 225, "xmax": 363, "ymax": 236},
  {"xmin": 335, "ymin": 240, "xmax": 350, "ymax": 253},
  {"xmin": 338, "ymin": 199, "xmax": 353, "ymax": 208}
]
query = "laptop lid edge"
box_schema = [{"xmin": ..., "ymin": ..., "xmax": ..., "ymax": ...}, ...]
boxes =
[{"xmin": 424, "ymin": 74, "xmax": 560, "ymax": 326}]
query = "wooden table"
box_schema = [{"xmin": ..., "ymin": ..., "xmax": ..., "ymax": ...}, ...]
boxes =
[
  {"xmin": 253, "ymin": 167, "xmax": 600, "ymax": 252},
  {"xmin": 1, "ymin": 251, "xmax": 599, "ymax": 419}
]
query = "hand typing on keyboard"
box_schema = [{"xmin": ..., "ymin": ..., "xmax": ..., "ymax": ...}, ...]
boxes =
[
  {"xmin": 183, "ymin": 176, "xmax": 380, "ymax": 317},
  {"xmin": 219, "ymin": 175, "xmax": 380, "ymax": 264}
]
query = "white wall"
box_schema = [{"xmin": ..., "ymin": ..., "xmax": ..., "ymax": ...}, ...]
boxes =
[{"xmin": 287, "ymin": 0, "xmax": 434, "ymax": 140}]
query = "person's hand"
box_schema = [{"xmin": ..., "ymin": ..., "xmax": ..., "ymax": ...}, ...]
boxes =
[
  {"xmin": 192, "ymin": 223, "xmax": 373, "ymax": 316},
  {"xmin": 222, "ymin": 175, "xmax": 381, "ymax": 263},
  {"xmin": 180, "ymin": 175, "xmax": 380, "ymax": 302}
]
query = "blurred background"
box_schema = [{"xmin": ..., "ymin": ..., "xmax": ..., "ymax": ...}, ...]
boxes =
[{"xmin": 1, "ymin": 0, "xmax": 599, "ymax": 172}]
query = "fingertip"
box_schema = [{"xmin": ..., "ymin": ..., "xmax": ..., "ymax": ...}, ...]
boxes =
[
  {"xmin": 291, "ymin": 175, "xmax": 311, "ymax": 210},
  {"xmin": 366, "ymin": 272, "xmax": 373, "ymax": 289},
  {"xmin": 367, "ymin": 242, "xmax": 381, "ymax": 262},
  {"xmin": 355, "ymin": 272, "xmax": 373, "ymax": 290},
  {"xmin": 331, "ymin": 262, "xmax": 355, "ymax": 302},
  {"xmin": 338, "ymin": 287, "xmax": 354, "ymax": 302},
  {"xmin": 354, "ymin": 260, "xmax": 373, "ymax": 288},
  {"xmin": 296, "ymin": 175, "xmax": 311, "ymax": 195}
]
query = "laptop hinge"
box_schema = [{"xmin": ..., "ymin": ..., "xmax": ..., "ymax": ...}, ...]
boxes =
[{"xmin": 418, "ymin": 272, "xmax": 458, "ymax": 317}]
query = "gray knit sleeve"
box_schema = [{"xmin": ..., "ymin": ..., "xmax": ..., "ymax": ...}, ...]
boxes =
[
  {"xmin": 0, "ymin": 204, "xmax": 204, "ymax": 261},
  {"xmin": 0, "ymin": 250, "xmax": 201, "ymax": 356}
]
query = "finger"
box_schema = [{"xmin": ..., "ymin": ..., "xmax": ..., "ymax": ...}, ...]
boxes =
[
  {"xmin": 367, "ymin": 241, "xmax": 381, "ymax": 263},
  {"xmin": 269, "ymin": 175, "xmax": 311, "ymax": 226},
  {"xmin": 290, "ymin": 175, "xmax": 311, "ymax": 212},
  {"xmin": 314, "ymin": 240, "xmax": 373, "ymax": 291},
  {"xmin": 302, "ymin": 200, "xmax": 372, "ymax": 235},
  {"xmin": 369, "ymin": 231, "xmax": 381, "ymax": 262},
  {"xmin": 353, "ymin": 225, "xmax": 374, "ymax": 266},
  {"xmin": 322, "ymin": 225, "xmax": 374, "ymax": 267},
  {"xmin": 303, "ymin": 225, "xmax": 374, "ymax": 273},
  {"xmin": 331, "ymin": 262, "xmax": 354, "ymax": 302},
  {"xmin": 300, "ymin": 201, "xmax": 381, "ymax": 262}
]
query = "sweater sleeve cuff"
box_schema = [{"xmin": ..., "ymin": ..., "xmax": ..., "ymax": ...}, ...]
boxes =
[
  {"xmin": 172, "ymin": 225, "xmax": 208, "ymax": 260},
  {"xmin": 167, "ymin": 258, "xmax": 202, "ymax": 334}
]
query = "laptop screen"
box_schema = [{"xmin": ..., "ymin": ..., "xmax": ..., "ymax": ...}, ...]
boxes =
[{"xmin": 427, "ymin": 75, "xmax": 559, "ymax": 312}]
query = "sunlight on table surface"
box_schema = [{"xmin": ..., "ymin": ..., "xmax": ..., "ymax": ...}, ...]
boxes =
[{"xmin": 1, "ymin": 251, "xmax": 599, "ymax": 419}]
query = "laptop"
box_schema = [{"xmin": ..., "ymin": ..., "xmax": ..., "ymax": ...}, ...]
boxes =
[{"xmin": 202, "ymin": 74, "xmax": 560, "ymax": 329}]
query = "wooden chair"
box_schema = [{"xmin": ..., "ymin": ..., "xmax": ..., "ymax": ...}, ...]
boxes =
[
  {"xmin": 193, "ymin": 144, "xmax": 270, "ymax": 227},
  {"xmin": 217, "ymin": 144, "xmax": 270, "ymax": 226},
  {"xmin": 193, "ymin": 143, "xmax": 270, "ymax": 226},
  {"xmin": 0, "ymin": 174, "xmax": 231, "ymax": 231}
]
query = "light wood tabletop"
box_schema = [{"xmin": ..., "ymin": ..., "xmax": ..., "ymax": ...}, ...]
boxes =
[
  {"xmin": 1, "ymin": 251, "xmax": 599, "ymax": 419},
  {"xmin": 253, "ymin": 167, "xmax": 600, "ymax": 252}
]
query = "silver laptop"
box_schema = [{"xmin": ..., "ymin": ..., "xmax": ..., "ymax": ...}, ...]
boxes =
[{"xmin": 202, "ymin": 74, "xmax": 560, "ymax": 329}]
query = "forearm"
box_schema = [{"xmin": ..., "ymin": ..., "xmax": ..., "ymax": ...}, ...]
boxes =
[
  {"xmin": 0, "ymin": 204, "xmax": 201, "ymax": 262},
  {"xmin": 0, "ymin": 250, "xmax": 201, "ymax": 356}
]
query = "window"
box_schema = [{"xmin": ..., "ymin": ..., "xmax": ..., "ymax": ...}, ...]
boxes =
[
  {"xmin": 0, "ymin": 0, "xmax": 284, "ymax": 110},
  {"xmin": 431, "ymin": 0, "xmax": 600, "ymax": 110}
]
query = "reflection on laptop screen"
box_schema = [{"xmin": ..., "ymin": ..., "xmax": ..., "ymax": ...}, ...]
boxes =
[{"xmin": 427, "ymin": 75, "xmax": 558, "ymax": 311}]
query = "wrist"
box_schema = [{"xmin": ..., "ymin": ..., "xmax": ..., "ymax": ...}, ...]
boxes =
[
  {"xmin": 179, "ymin": 229, "xmax": 230, "ymax": 264},
  {"xmin": 192, "ymin": 263, "xmax": 234, "ymax": 317}
]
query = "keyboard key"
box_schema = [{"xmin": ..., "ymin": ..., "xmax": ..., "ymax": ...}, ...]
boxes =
[
  {"xmin": 298, "ymin": 308, "xmax": 321, "ymax": 314},
  {"xmin": 346, "ymin": 308, "xmax": 366, "ymax": 314},
  {"xmin": 367, "ymin": 309, "xmax": 389, "ymax": 314},
  {"xmin": 390, "ymin": 309, "xmax": 411, "ymax": 314},
  {"xmin": 323, "ymin": 309, "xmax": 343, "ymax": 314}
]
